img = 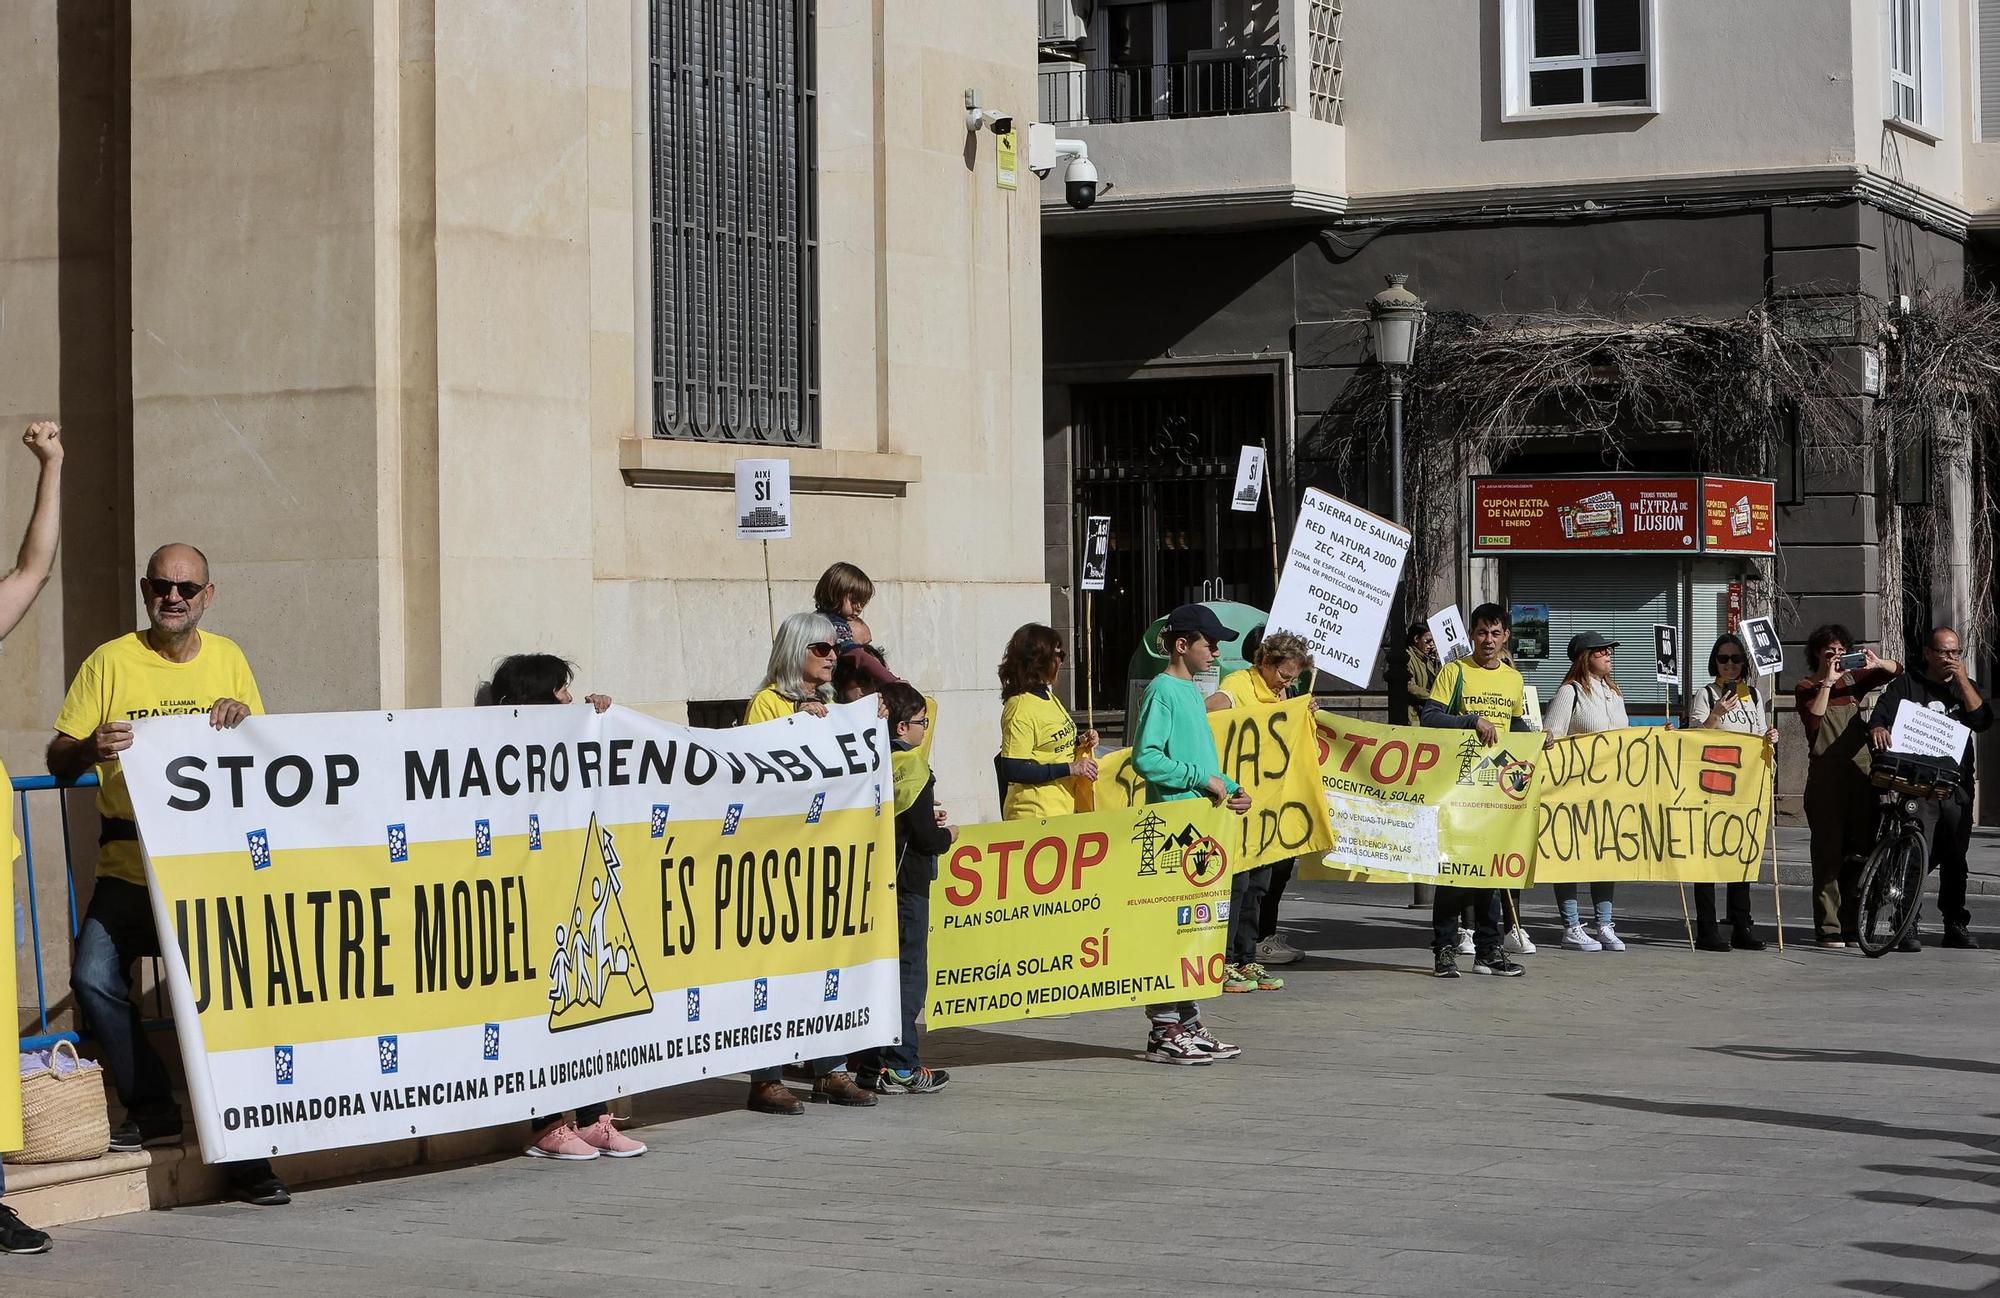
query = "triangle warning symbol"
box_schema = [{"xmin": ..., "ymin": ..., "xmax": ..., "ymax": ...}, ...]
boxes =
[{"xmin": 546, "ymin": 815, "xmax": 654, "ymax": 1033}]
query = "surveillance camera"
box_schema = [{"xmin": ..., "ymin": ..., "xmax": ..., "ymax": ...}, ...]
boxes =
[
  {"xmin": 988, "ymin": 114, "xmax": 1014, "ymax": 136},
  {"xmin": 1064, "ymin": 154, "xmax": 1099, "ymax": 211}
]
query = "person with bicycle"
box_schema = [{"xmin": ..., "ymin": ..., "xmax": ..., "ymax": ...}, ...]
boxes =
[
  {"xmin": 1796, "ymin": 624, "xmax": 1902, "ymax": 948},
  {"xmin": 1867, "ymin": 626, "xmax": 1991, "ymax": 951}
]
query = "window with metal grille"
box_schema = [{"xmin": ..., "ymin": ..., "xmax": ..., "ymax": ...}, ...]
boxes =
[
  {"xmin": 649, "ymin": 0, "xmax": 819, "ymax": 445},
  {"xmin": 1500, "ymin": 0, "xmax": 1657, "ymax": 120}
]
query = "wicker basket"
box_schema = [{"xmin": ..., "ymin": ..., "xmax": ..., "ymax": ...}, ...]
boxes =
[{"xmin": 13, "ymin": 1040, "xmax": 111, "ymax": 1164}]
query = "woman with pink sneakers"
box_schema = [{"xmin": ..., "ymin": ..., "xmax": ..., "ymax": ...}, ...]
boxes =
[{"xmin": 482, "ymin": 654, "xmax": 648, "ymax": 1161}]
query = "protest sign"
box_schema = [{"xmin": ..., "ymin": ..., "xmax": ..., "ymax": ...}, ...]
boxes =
[
  {"xmin": 1303, "ymin": 714, "xmax": 1544, "ymax": 886},
  {"xmin": 1427, "ymin": 605, "xmax": 1472, "ymax": 665},
  {"xmin": 1093, "ymin": 697, "xmax": 1334, "ymax": 873},
  {"xmin": 1741, "ymin": 615, "xmax": 1783, "ymax": 676},
  {"xmin": 1654, "ymin": 623, "xmax": 1681, "ymax": 686},
  {"xmin": 0, "ymin": 767, "xmax": 20, "ymax": 1151},
  {"xmin": 1080, "ymin": 516, "xmax": 1110, "ymax": 592},
  {"xmin": 1531, "ymin": 727, "xmax": 1771, "ymax": 884},
  {"xmin": 928, "ymin": 800, "xmax": 1231, "ymax": 1029},
  {"xmin": 1889, "ymin": 706, "xmax": 1972, "ymax": 760},
  {"xmin": 1231, "ymin": 446, "xmax": 1265, "ymax": 512},
  {"xmin": 121, "ymin": 700, "xmax": 898, "ymax": 1161},
  {"xmin": 735, "ymin": 459, "xmax": 792, "ymax": 539},
  {"xmin": 1265, "ymin": 489, "xmax": 1411, "ymax": 686}
]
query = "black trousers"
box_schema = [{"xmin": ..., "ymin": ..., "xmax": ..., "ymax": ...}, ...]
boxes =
[
  {"xmin": 1917, "ymin": 789, "xmax": 1974, "ymax": 930},
  {"xmin": 1693, "ymin": 882, "xmax": 1753, "ymax": 933},
  {"xmin": 1257, "ymin": 858, "xmax": 1295, "ymax": 940},
  {"xmin": 1433, "ymin": 887, "xmax": 1501, "ymax": 957},
  {"xmin": 1229, "ymin": 865, "xmax": 1272, "ymax": 963}
]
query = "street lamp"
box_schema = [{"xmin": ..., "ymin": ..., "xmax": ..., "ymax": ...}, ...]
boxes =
[{"xmin": 1368, "ymin": 273, "xmax": 1428, "ymax": 906}]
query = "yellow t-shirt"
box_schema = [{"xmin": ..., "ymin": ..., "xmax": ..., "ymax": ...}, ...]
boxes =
[
  {"xmin": 1001, "ymin": 689, "xmax": 1079, "ymax": 821},
  {"xmin": 1427, "ymin": 657, "xmax": 1526, "ymax": 727},
  {"xmin": 54, "ymin": 631, "xmax": 265, "ymax": 886},
  {"xmin": 744, "ymin": 686, "xmax": 804, "ymax": 725},
  {"xmin": 1218, "ymin": 668, "xmax": 1283, "ymax": 709}
]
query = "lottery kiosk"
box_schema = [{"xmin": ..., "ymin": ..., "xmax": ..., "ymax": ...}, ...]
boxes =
[{"xmin": 1469, "ymin": 475, "xmax": 1778, "ymax": 724}]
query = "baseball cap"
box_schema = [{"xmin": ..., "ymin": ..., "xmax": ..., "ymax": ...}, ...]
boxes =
[
  {"xmin": 1162, "ymin": 604, "xmax": 1239, "ymax": 645},
  {"xmin": 1566, "ymin": 630, "xmax": 1619, "ymax": 658}
]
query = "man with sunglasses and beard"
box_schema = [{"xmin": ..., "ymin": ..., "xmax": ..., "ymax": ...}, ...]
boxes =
[{"xmin": 48, "ymin": 544, "xmax": 287, "ymax": 1206}]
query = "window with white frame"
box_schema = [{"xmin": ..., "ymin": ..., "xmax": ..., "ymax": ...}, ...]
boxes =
[
  {"xmin": 1886, "ymin": 0, "xmax": 1944, "ymax": 135},
  {"xmin": 1501, "ymin": 0, "xmax": 1658, "ymax": 120}
]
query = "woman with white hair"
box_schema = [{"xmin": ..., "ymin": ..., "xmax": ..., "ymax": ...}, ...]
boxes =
[{"xmin": 740, "ymin": 610, "xmax": 876, "ymax": 1114}]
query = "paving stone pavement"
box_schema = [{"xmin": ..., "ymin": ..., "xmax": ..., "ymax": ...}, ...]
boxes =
[{"xmin": 26, "ymin": 881, "xmax": 2000, "ymax": 1298}]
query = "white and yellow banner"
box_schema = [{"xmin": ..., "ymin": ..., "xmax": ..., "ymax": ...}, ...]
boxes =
[{"xmin": 121, "ymin": 701, "xmax": 899, "ymax": 1161}]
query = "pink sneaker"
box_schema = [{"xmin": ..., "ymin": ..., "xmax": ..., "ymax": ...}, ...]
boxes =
[
  {"xmin": 577, "ymin": 1114, "xmax": 647, "ymax": 1158},
  {"xmin": 524, "ymin": 1121, "xmax": 599, "ymax": 1160}
]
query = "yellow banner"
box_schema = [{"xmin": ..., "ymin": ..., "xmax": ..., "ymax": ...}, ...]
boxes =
[
  {"xmin": 1093, "ymin": 696, "xmax": 1334, "ymax": 873},
  {"xmin": 1530, "ymin": 728, "xmax": 1771, "ymax": 883},
  {"xmin": 928, "ymin": 801, "xmax": 1233, "ymax": 1029},
  {"xmin": 1302, "ymin": 714, "xmax": 1544, "ymax": 887},
  {"xmin": 0, "ymin": 757, "xmax": 21, "ymax": 1151}
]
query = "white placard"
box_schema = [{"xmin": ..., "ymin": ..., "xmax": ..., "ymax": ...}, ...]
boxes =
[
  {"xmin": 1265, "ymin": 488, "xmax": 1412, "ymax": 686},
  {"xmin": 1230, "ymin": 446, "xmax": 1266, "ymax": 512},
  {"xmin": 1520, "ymin": 684, "xmax": 1543, "ymax": 731},
  {"xmin": 1653, "ymin": 623, "xmax": 1681, "ymax": 685},
  {"xmin": 1890, "ymin": 705, "xmax": 1972, "ymax": 760},
  {"xmin": 1426, "ymin": 604, "xmax": 1472, "ymax": 666},
  {"xmin": 735, "ymin": 459, "xmax": 792, "ymax": 539},
  {"xmin": 1080, "ymin": 516, "xmax": 1111, "ymax": 592},
  {"xmin": 1741, "ymin": 616, "xmax": 1784, "ymax": 676}
]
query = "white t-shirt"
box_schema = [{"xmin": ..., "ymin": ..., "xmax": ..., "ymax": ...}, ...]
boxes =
[
  {"xmin": 1542, "ymin": 678, "xmax": 1629, "ymax": 736},
  {"xmin": 1689, "ymin": 681, "xmax": 1766, "ymax": 735}
]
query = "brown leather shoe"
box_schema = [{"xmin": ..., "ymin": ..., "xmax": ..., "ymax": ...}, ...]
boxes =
[
  {"xmin": 810, "ymin": 1070, "xmax": 878, "ymax": 1107},
  {"xmin": 746, "ymin": 1080, "xmax": 804, "ymax": 1116}
]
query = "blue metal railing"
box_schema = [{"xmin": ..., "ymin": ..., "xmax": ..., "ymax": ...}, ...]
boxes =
[{"xmin": 14, "ymin": 772, "xmax": 95, "ymax": 1053}]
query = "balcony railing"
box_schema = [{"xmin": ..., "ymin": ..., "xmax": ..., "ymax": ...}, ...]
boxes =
[{"xmin": 1039, "ymin": 50, "xmax": 1286, "ymax": 127}]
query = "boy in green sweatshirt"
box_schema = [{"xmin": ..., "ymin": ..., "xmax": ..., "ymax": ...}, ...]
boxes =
[{"xmin": 1131, "ymin": 604, "xmax": 1253, "ymax": 1064}]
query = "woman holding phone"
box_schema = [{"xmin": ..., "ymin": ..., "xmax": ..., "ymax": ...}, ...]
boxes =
[
  {"xmin": 1688, "ymin": 633, "xmax": 1777, "ymax": 952},
  {"xmin": 1795, "ymin": 624, "xmax": 1902, "ymax": 947}
]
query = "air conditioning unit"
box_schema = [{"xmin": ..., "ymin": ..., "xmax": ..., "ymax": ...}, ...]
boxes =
[
  {"xmin": 1040, "ymin": 0, "xmax": 1087, "ymax": 46},
  {"xmin": 1039, "ymin": 60, "xmax": 1087, "ymax": 126}
]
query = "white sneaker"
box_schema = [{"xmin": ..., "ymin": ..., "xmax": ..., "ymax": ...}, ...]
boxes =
[
  {"xmin": 1455, "ymin": 928, "xmax": 1476, "ymax": 955},
  {"xmin": 1560, "ymin": 923, "xmax": 1602, "ymax": 952},
  {"xmin": 1254, "ymin": 935, "xmax": 1302, "ymax": 966},
  {"xmin": 1502, "ymin": 926, "xmax": 1537, "ymax": 955},
  {"xmin": 1594, "ymin": 922, "xmax": 1626, "ymax": 951}
]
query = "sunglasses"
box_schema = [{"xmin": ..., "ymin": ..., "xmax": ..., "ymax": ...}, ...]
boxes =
[
  {"xmin": 1714, "ymin": 654, "xmax": 1745, "ymax": 665},
  {"xmin": 807, "ymin": 642, "xmax": 837, "ymax": 658},
  {"xmin": 143, "ymin": 577, "xmax": 206, "ymax": 601}
]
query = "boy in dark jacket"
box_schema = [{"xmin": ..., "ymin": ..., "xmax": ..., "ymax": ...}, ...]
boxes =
[{"xmin": 854, "ymin": 681, "xmax": 957, "ymax": 1093}]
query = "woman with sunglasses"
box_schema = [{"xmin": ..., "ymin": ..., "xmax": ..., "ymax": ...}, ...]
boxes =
[
  {"xmin": 746, "ymin": 612, "xmax": 839, "ymax": 724},
  {"xmin": 1542, "ymin": 631, "xmax": 1630, "ymax": 952},
  {"xmin": 1687, "ymin": 633, "xmax": 1776, "ymax": 952},
  {"xmin": 996, "ymin": 623, "xmax": 1098, "ymax": 821}
]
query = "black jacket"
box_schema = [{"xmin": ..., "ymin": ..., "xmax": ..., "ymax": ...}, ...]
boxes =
[
  {"xmin": 1870, "ymin": 669, "xmax": 1993, "ymax": 792},
  {"xmin": 894, "ymin": 747, "xmax": 954, "ymax": 894}
]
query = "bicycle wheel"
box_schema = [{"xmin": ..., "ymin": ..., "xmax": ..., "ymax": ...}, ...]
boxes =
[{"xmin": 1855, "ymin": 830, "xmax": 1924, "ymax": 957}]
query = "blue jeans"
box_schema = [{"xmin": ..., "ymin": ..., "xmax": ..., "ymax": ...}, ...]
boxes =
[
  {"xmin": 853, "ymin": 887, "xmax": 927, "ymax": 1074},
  {"xmin": 1554, "ymin": 882, "xmax": 1617, "ymax": 927},
  {"xmin": 71, "ymin": 878, "xmax": 179, "ymax": 1121}
]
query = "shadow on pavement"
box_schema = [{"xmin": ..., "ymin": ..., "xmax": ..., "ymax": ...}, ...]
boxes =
[
  {"xmin": 1548, "ymin": 1092, "xmax": 2000, "ymax": 1150},
  {"xmin": 1862, "ymin": 1163, "xmax": 2000, "ymax": 1185},
  {"xmin": 1836, "ymin": 1241, "xmax": 2000, "ymax": 1298},
  {"xmin": 1699, "ymin": 1044, "xmax": 2000, "ymax": 1076},
  {"xmin": 1853, "ymin": 1188, "xmax": 2000, "ymax": 1214},
  {"xmin": 926, "ymin": 1026, "xmax": 1137, "ymax": 1067}
]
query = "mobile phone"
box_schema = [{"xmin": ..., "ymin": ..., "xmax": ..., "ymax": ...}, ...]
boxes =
[{"xmin": 1836, "ymin": 649, "xmax": 1868, "ymax": 672}]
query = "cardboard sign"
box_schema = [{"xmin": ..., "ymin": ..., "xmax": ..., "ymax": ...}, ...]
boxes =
[
  {"xmin": 1265, "ymin": 489, "xmax": 1411, "ymax": 688},
  {"xmin": 1740, "ymin": 616, "xmax": 1783, "ymax": 676},
  {"xmin": 1231, "ymin": 446, "xmax": 1266, "ymax": 512},
  {"xmin": 1890, "ymin": 706, "xmax": 1972, "ymax": 760},
  {"xmin": 1080, "ymin": 516, "xmax": 1110, "ymax": 592},
  {"xmin": 734, "ymin": 459, "xmax": 792, "ymax": 539},
  {"xmin": 1653, "ymin": 623, "xmax": 1681, "ymax": 686},
  {"xmin": 1427, "ymin": 605, "xmax": 1472, "ymax": 666}
]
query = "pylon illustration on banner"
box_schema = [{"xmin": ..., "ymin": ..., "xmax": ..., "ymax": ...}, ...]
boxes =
[{"xmin": 548, "ymin": 815, "xmax": 653, "ymax": 1032}]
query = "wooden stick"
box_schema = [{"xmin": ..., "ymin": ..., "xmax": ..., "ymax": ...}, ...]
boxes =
[
  {"xmin": 1767, "ymin": 762, "xmax": 1785, "ymax": 952},
  {"xmin": 1677, "ymin": 883, "xmax": 1696, "ymax": 950},
  {"xmin": 1263, "ymin": 442, "xmax": 1281, "ymax": 585},
  {"xmin": 1084, "ymin": 590, "xmax": 1095, "ymax": 729},
  {"xmin": 761, "ymin": 540, "xmax": 777, "ymax": 639}
]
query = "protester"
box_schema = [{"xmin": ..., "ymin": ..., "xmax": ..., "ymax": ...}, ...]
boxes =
[
  {"xmin": 1131, "ymin": 605, "xmax": 1252, "ymax": 1063},
  {"xmin": 741, "ymin": 613, "xmax": 875, "ymax": 1111},
  {"xmin": 1688, "ymin": 633, "xmax": 1776, "ymax": 952},
  {"xmin": 851, "ymin": 682, "xmax": 956, "ymax": 1093},
  {"xmin": 1406, "ymin": 621, "xmax": 1439, "ymax": 725},
  {"xmin": 477, "ymin": 655, "xmax": 647, "ymax": 1159},
  {"xmin": 1214, "ymin": 630, "xmax": 1315, "ymax": 985},
  {"xmin": 49, "ymin": 544, "xmax": 290, "ymax": 1205},
  {"xmin": 1418, "ymin": 603, "xmax": 1529, "ymax": 979},
  {"xmin": 814, "ymin": 562, "xmax": 875, "ymax": 652},
  {"xmin": 997, "ymin": 623, "xmax": 1097, "ymax": 821},
  {"xmin": 1868, "ymin": 626, "xmax": 1991, "ymax": 950},
  {"xmin": 0, "ymin": 421, "xmax": 64, "ymax": 1255},
  {"xmin": 1541, "ymin": 631, "xmax": 1629, "ymax": 952},
  {"xmin": 1796, "ymin": 625, "xmax": 1902, "ymax": 948}
]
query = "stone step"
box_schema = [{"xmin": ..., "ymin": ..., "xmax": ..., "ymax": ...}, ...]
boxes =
[{"xmin": 4, "ymin": 1150, "xmax": 152, "ymax": 1226}]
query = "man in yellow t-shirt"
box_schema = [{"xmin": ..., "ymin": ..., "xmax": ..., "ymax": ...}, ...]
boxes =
[{"xmin": 47, "ymin": 544, "xmax": 285, "ymax": 1206}]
